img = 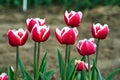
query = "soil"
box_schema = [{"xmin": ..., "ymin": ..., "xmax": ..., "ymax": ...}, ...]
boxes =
[{"xmin": 0, "ymin": 6, "xmax": 120, "ymax": 80}]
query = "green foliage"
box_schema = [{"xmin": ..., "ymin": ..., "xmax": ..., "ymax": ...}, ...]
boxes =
[
  {"xmin": 38, "ymin": 52, "xmax": 55, "ymax": 80},
  {"xmin": 17, "ymin": 52, "xmax": 54, "ymax": 80},
  {"xmin": 57, "ymin": 49, "xmax": 77, "ymax": 80},
  {"xmin": 57, "ymin": 49, "xmax": 64, "ymax": 80},
  {"xmin": 0, "ymin": 67, "xmax": 5, "ymax": 74},
  {"xmin": 80, "ymin": 69, "xmax": 87, "ymax": 80},
  {"xmin": 105, "ymin": 68, "xmax": 120, "ymax": 80},
  {"xmin": 0, "ymin": 0, "xmax": 120, "ymax": 10},
  {"xmin": 8, "ymin": 66, "xmax": 15, "ymax": 80}
]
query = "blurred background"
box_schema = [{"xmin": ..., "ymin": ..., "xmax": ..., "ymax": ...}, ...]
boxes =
[
  {"xmin": 0, "ymin": 0, "xmax": 120, "ymax": 10},
  {"xmin": 0, "ymin": 0, "xmax": 120, "ymax": 80}
]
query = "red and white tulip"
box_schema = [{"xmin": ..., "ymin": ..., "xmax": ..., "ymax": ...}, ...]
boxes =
[
  {"xmin": 55, "ymin": 27, "xmax": 78, "ymax": 45},
  {"xmin": 91, "ymin": 23, "xmax": 109, "ymax": 39},
  {"xmin": 8, "ymin": 28, "xmax": 28, "ymax": 47},
  {"xmin": 74, "ymin": 60, "xmax": 92, "ymax": 71},
  {"xmin": 64, "ymin": 10, "xmax": 82, "ymax": 27},
  {"xmin": 77, "ymin": 38, "xmax": 96, "ymax": 56},
  {"xmin": 31, "ymin": 24, "xmax": 50, "ymax": 42},
  {"xmin": 26, "ymin": 18, "xmax": 46, "ymax": 32},
  {"xmin": 0, "ymin": 73, "xmax": 8, "ymax": 80}
]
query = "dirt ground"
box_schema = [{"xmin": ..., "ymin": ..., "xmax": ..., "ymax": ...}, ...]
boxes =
[{"xmin": 0, "ymin": 6, "xmax": 120, "ymax": 79}]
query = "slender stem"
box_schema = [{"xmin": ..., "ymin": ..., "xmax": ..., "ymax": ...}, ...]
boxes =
[
  {"xmin": 65, "ymin": 44, "xmax": 69, "ymax": 64},
  {"xmin": 37, "ymin": 42, "xmax": 40, "ymax": 69},
  {"xmin": 95, "ymin": 39, "xmax": 100, "ymax": 66},
  {"xmin": 34, "ymin": 42, "xmax": 37, "ymax": 80},
  {"xmin": 36, "ymin": 42, "xmax": 40, "ymax": 80},
  {"xmin": 64, "ymin": 44, "xmax": 69, "ymax": 80},
  {"xmin": 87, "ymin": 56, "xmax": 91, "ymax": 80},
  {"xmin": 15, "ymin": 46, "xmax": 19, "ymax": 80},
  {"xmin": 68, "ymin": 45, "xmax": 71, "ymax": 63}
]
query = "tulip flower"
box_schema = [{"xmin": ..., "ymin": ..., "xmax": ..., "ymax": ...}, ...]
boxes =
[
  {"xmin": 55, "ymin": 27, "xmax": 78, "ymax": 45},
  {"xmin": 8, "ymin": 28, "xmax": 28, "ymax": 47},
  {"xmin": 31, "ymin": 24, "xmax": 50, "ymax": 42},
  {"xmin": 26, "ymin": 18, "xmax": 46, "ymax": 32},
  {"xmin": 74, "ymin": 60, "xmax": 90, "ymax": 71},
  {"xmin": 91, "ymin": 23, "xmax": 109, "ymax": 39},
  {"xmin": 0, "ymin": 73, "xmax": 8, "ymax": 80},
  {"xmin": 77, "ymin": 38, "xmax": 96, "ymax": 56},
  {"xmin": 64, "ymin": 10, "xmax": 82, "ymax": 27}
]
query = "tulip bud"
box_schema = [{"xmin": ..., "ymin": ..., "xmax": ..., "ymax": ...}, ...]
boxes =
[
  {"xmin": 55, "ymin": 27, "xmax": 78, "ymax": 45},
  {"xmin": 31, "ymin": 24, "xmax": 50, "ymax": 42},
  {"xmin": 0, "ymin": 73, "xmax": 8, "ymax": 80},
  {"xmin": 26, "ymin": 18, "xmax": 46, "ymax": 32},
  {"xmin": 64, "ymin": 10, "xmax": 82, "ymax": 27},
  {"xmin": 77, "ymin": 38, "xmax": 96, "ymax": 56},
  {"xmin": 74, "ymin": 60, "xmax": 91, "ymax": 71},
  {"xmin": 91, "ymin": 23, "xmax": 109, "ymax": 39},
  {"xmin": 84, "ymin": 63, "xmax": 93, "ymax": 72},
  {"xmin": 8, "ymin": 28, "xmax": 28, "ymax": 47}
]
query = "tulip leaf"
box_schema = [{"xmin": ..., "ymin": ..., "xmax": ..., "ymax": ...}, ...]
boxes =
[
  {"xmin": 0, "ymin": 67, "xmax": 5, "ymax": 74},
  {"xmin": 81, "ymin": 69, "xmax": 87, "ymax": 80},
  {"xmin": 39, "ymin": 72, "xmax": 46, "ymax": 80},
  {"xmin": 96, "ymin": 67, "xmax": 103, "ymax": 80},
  {"xmin": 18, "ymin": 57, "xmax": 33, "ymax": 80},
  {"xmin": 105, "ymin": 68, "xmax": 120, "ymax": 80},
  {"xmin": 39, "ymin": 52, "xmax": 48, "ymax": 73},
  {"xmin": 39, "ymin": 70, "xmax": 54, "ymax": 80},
  {"xmin": 81, "ymin": 56, "xmax": 86, "ymax": 61},
  {"xmin": 67, "ymin": 58, "xmax": 77, "ymax": 80},
  {"xmin": 76, "ymin": 72, "xmax": 81, "ymax": 80},
  {"xmin": 24, "ymin": 70, "xmax": 32, "ymax": 80},
  {"xmin": 45, "ymin": 70, "xmax": 55, "ymax": 79},
  {"xmin": 57, "ymin": 48, "xmax": 64, "ymax": 80},
  {"xmin": 8, "ymin": 66, "xmax": 15, "ymax": 80},
  {"xmin": 18, "ymin": 57, "xmax": 26, "ymax": 78},
  {"xmin": 91, "ymin": 59, "xmax": 97, "ymax": 80}
]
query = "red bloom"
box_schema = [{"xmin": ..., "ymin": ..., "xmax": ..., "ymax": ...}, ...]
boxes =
[
  {"xmin": 8, "ymin": 28, "xmax": 28, "ymax": 47},
  {"xmin": 31, "ymin": 24, "xmax": 50, "ymax": 42},
  {"xmin": 77, "ymin": 38, "xmax": 96, "ymax": 56},
  {"xmin": 26, "ymin": 18, "xmax": 46, "ymax": 32},
  {"xmin": 74, "ymin": 60, "xmax": 91, "ymax": 71},
  {"xmin": 91, "ymin": 23, "xmax": 109, "ymax": 39},
  {"xmin": 0, "ymin": 73, "xmax": 8, "ymax": 80},
  {"xmin": 55, "ymin": 27, "xmax": 78, "ymax": 45},
  {"xmin": 64, "ymin": 10, "xmax": 82, "ymax": 27}
]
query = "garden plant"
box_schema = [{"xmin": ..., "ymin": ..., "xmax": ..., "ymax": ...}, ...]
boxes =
[{"xmin": 0, "ymin": 10, "xmax": 120, "ymax": 80}]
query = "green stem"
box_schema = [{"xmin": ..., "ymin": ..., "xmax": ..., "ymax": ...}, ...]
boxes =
[
  {"xmin": 36, "ymin": 42, "xmax": 40, "ymax": 80},
  {"xmin": 34, "ymin": 42, "xmax": 37, "ymax": 80},
  {"xmin": 64, "ymin": 44, "xmax": 69, "ymax": 80},
  {"xmin": 87, "ymin": 56, "xmax": 91, "ymax": 80},
  {"xmin": 15, "ymin": 46, "xmax": 19, "ymax": 80},
  {"xmin": 92, "ymin": 39, "xmax": 100, "ymax": 80},
  {"xmin": 95, "ymin": 39, "xmax": 100, "ymax": 66},
  {"xmin": 68, "ymin": 45, "xmax": 71, "ymax": 63},
  {"xmin": 65, "ymin": 44, "xmax": 69, "ymax": 66},
  {"xmin": 37, "ymin": 42, "xmax": 40, "ymax": 68}
]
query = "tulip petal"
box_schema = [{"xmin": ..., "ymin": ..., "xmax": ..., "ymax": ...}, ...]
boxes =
[
  {"xmin": 91, "ymin": 23, "xmax": 109, "ymax": 39},
  {"xmin": 31, "ymin": 27, "xmax": 41, "ymax": 42},
  {"xmin": 42, "ymin": 27, "xmax": 50, "ymax": 42},
  {"xmin": 62, "ymin": 29, "xmax": 76, "ymax": 44},
  {"xmin": 8, "ymin": 30, "xmax": 20, "ymax": 46},
  {"xmin": 26, "ymin": 18, "xmax": 37, "ymax": 32},
  {"xmin": 64, "ymin": 10, "xmax": 82, "ymax": 27},
  {"xmin": 77, "ymin": 39, "xmax": 96, "ymax": 56},
  {"xmin": 20, "ymin": 30, "xmax": 28, "ymax": 45},
  {"xmin": 97, "ymin": 25, "xmax": 109, "ymax": 39},
  {"xmin": 55, "ymin": 28, "xmax": 62, "ymax": 44}
]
